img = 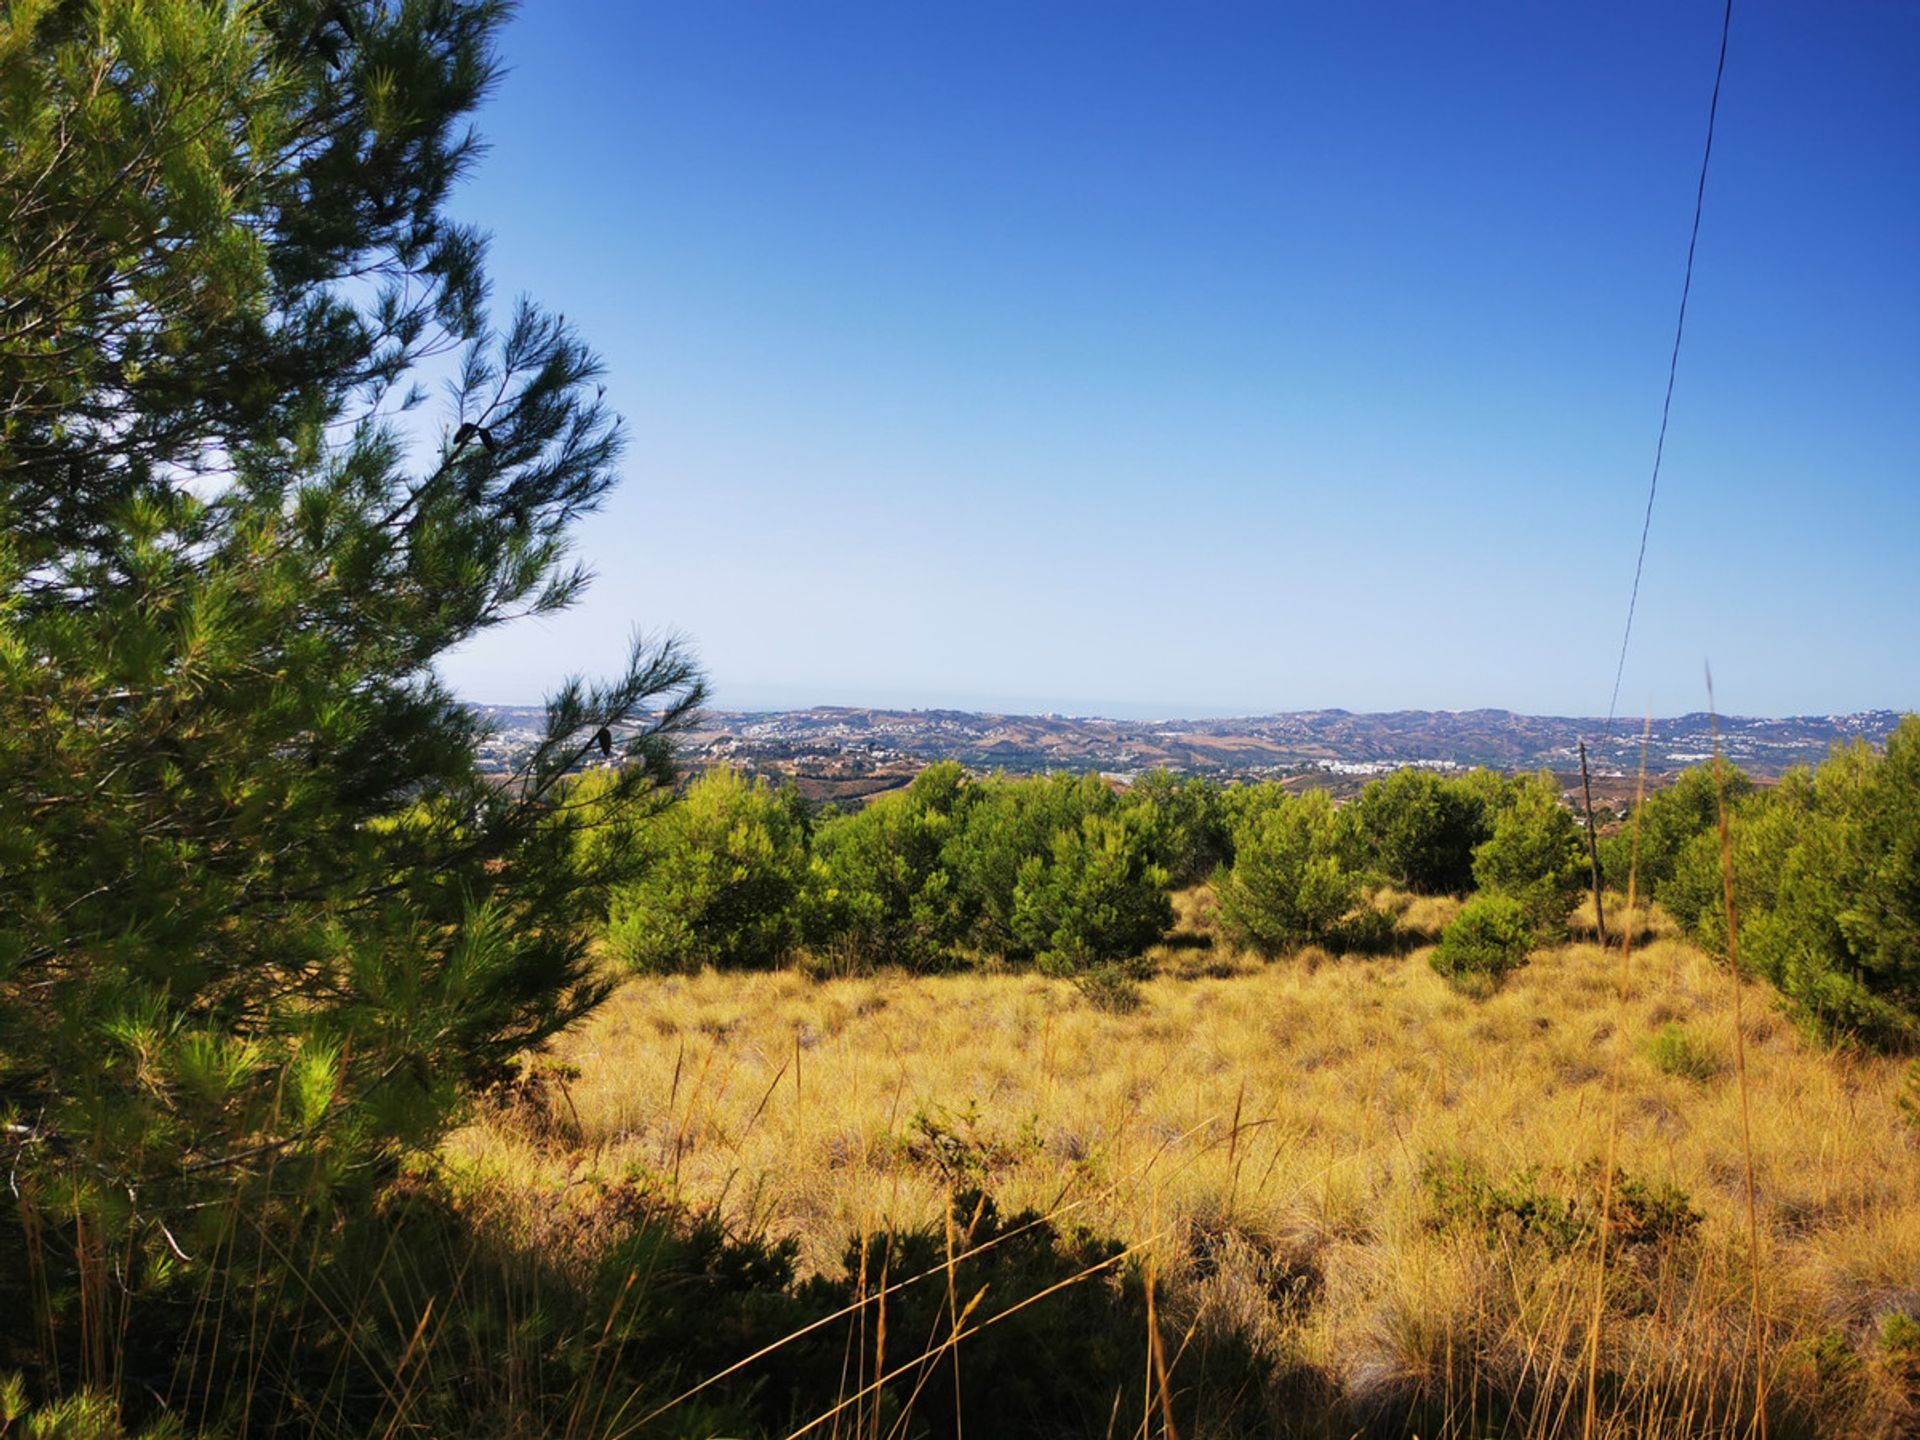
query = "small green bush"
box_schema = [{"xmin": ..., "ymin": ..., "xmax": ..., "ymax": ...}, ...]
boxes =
[
  {"xmin": 1429, "ymin": 893, "xmax": 1533, "ymax": 985},
  {"xmin": 1881, "ymin": 1311, "xmax": 1920, "ymax": 1370},
  {"xmin": 1471, "ymin": 771, "xmax": 1587, "ymax": 928},
  {"xmin": 1349, "ymin": 768, "xmax": 1492, "ymax": 894},
  {"xmin": 1423, "ymin": 1158, "xmax": 1699, "ymax": 1256},
  {"xmin": 1605, "ymin": 1170, "xmax": 1704, "ymax": 1247},
  {"xmin": 1422, "ymin": 1159, "xmax": 1585, "ymax": 1253},
  {"xmin": 1898, "ymin": 1061, "xmax": 1920, "ymax": 1132},
  {"xmin": 804, "ymin": 765, "xmax": 971, "ymax": 970},
  {"xmin": 1600, "ymin": 763, "xmax": 1752, "ymax": 901},
  {"xmin": 1670, "ymin": 719, "xmax": 1920, "ymax": 1049},
  {"xmin": 605, "ymin": 765, "xmax": 811, "ymax": 973},
  {"xmin": 1125, "ymin": 769, "xmax": 1233, "ymax": 887},
  {"xmin": 1073, "ymin": 956, "xmax": 1155, "ymax": 1013},
  {"xmin": 1014, "ymin": 810, "xmax": 1173, "ymax": 971},
  {"xmin": 1336, "ymin": 903, "xmax": 1401, "ymax": 955},
  {"xmin": 1215, "ymin": 790, "xmax": 1366, "ymax": 956},
  {"xmin": 1645, "ymin": 1022, "xmax": 1722, "ymax": 1081},
  {"xmin": 943, "ymin": 770, "xmax": 1113, "ymax": 957}
]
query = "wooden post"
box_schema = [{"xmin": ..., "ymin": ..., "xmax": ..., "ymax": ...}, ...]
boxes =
[{"xmin": 1580, "ymin": 739, "xmax": 1609, "ymax": 947}]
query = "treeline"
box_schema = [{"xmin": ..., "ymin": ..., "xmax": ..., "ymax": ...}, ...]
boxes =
[
  {"xmin": 594, "ymin": 719, "xmax": 1920, "ymax": 1047},
  {"xmin": 1601, "ymin": 715, "xmax": 1920, "ymax": 1048},
  {"xmin": 590, "ymin": 761, "xmax": 1593, "ymax": 986}
]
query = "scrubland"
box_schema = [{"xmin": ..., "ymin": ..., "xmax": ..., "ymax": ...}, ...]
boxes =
[{"xmin": 444, "ymin": 888, "xmax": 1920, "ymax": 1437}]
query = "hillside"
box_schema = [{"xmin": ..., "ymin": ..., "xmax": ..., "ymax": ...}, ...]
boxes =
[{"xmin": 478, "ymin": 703, "xmax": 1904, "ymax": 799}]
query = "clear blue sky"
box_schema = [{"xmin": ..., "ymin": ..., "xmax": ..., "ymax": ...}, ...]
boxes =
[{"xmin": 437, "ymin": 1, "xmax": 1918, "ymax": 719}]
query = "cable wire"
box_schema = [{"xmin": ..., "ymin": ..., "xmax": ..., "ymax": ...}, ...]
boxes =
[{"xmin": 1606, "ymin": 0, "xmax": 1735, "ymax": 731}]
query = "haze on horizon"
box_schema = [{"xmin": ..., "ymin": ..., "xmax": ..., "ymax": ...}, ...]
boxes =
[{"xmin": 438, "ymin": 2, "xmax": 1918, "ymax": 722}]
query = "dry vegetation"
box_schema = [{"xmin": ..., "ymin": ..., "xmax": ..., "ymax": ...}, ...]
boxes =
[{"xmin": 446, "ymin": 889, "xmax": 1920, "ymax": 1436}]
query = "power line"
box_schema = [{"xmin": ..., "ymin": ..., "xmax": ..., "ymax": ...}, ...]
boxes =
[{"xmin": 1605, "ymin": 0, "xmax": 1736, "ymax": 731}]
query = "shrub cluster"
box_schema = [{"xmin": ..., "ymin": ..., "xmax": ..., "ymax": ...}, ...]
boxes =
[
  {"xmin": 615, "ymin": 762, "xmax": 1613, "ymax": 977},
  {"xmin": 1423, "ymin": 1156, "xmax": 1701, "ymax": 1255},
  {"xmin": 1651, "ymin": 717, "xmax": 1920, "ymax": 1048},
  {"xmin": 1213, "ymin": 766, "xmax": 1585, "ymax": 965},
  {"xmin": 607, "ymin": 764, "xmax": 1178, "ymax": 974},
  {"xmin": 1214, "ymin": 788, "xmax": 1368, "ymax": 955},
  {"xmin": 604, "ymin": 765, "xmax": 812, "ymax": 972}
]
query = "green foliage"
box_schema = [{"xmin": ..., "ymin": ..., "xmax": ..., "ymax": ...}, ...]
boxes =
[
  {"xmin": 1217, "ymin": 776, "xmax": 1301, "ymax": 836},
  {"xmin": 1880, "ymin": 1309, "xmax": 1920, "ymax": 1350},
  {"xmin": 1453, "ymin": 766, "xmax": 1520, "ymax": 820},
  {"xmin": 1601, "ymin": 763, "xmax": 1752, "ymax": 901},
  {"xmin": 1424, "ymin": 1158, "xmax": 1585, "ymax": 1252},
  {"xmin": 1645, "ymin": 1022, "xmax": 1723, "ymax": 1081},
  {"xmin": 1662, "ymin": 768, "xmax": 1807, "ymax": 939},
  {"xmin": 605, "ymin": 766, "xmax": 811, "ymax": 973},
  {"xmin": 1424, "ymin": 1158, "xmax": 1700, "ymax": 1256},
  {"xmin": 1073, "ymin": 956, "xmax": 1155, "ymax": 1013},
  {"xmin": 896, "ymin": 1101, "xmax": 1044, "ymax": 1185},
  {"xmin": 1471, "ymin": 771, "xmax": 1587, "ymax": 927},
  {"xmin": 1898, "ymin": 1061, "xmax": 1920, "ymax": 1133},
  {"xmin": 1125, "ymin": 769, "xmax": 1233, "ymax": 886},
  {"xmin": 0, "ymin": 0, "xmax": 706, "ymax": 1418},
  {"xmin": 0, "ymin": 1388, "xmax": 183, "ymax": 1440},
  {"xmin": 1215, "ymin": 789, "xmax": 1366, "ymax": 956},
  {"xmin": 1429, "ymin": 892, "xmax": 1533, "ymax": 985},
  {"xmin": 941, "ymin": 770, "xmax": 1113, "ymax": 957},
  {"xmin": 1874, "ymin": 1310, "xmax": 1920, "ymax": 1424},
  {"xmin": 805, "ymin": 766, "xmax": 971, "ymax": 970},
  {"xmin": 1013, "ymin": 810, "xmax": 1173, "ymax": 972},
  {"xmin": 1349, "ymin": 768, "xmax": 1492, "ymax": 894},
  {"xmin": 1673, "ymin": 722, "xmax": 1920, "ymax": 1048},
  {"xmin": 802, "ymin": 767, "xmax": 1175, "ymax": 973}
]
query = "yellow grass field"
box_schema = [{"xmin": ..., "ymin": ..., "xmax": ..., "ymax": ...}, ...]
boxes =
[{"xmin": 447, "ymin": 891, "xmax": 1920, "ymax": 1436}]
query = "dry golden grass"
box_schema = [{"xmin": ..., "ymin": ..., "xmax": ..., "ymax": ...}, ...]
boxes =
[{"xmin": 448, "ymin": 890, "xmax": 1920, "ymax": 1436}]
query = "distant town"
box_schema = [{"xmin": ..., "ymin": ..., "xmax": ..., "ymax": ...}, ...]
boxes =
[{"xmin": 474, "ymin": 702, "xmax": 1906, "ymax": 806}]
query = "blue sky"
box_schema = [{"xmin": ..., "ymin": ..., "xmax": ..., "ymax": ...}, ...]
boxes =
[{"xmin": 438, "ymin": 1, "xmax": 1918, "ymax": 719}]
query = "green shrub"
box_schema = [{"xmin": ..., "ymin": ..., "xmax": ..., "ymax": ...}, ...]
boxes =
[
  {"xmin": 1674, "ymin": 720, "xmax": 1920, "ymax": 1049},
  {"xmin": 1073, "ymin": 956, "xmax": 1155, "ymax": 1013},
  {"xmin": 1660, "ymin": 764, "xmax": 1801, "ymax": 939},
  {"xmin": 805, "ymin": 764, "xmax": 971, "ymax": 970},
  {"xmin": 1645, "ymin": 1022, "xmax": 1722, "ymax": 1081},
  {"xmin": 942, "ymin": 770, "xmax": 1113, "ymax": 957},
  {"xmin": 1215, "ymin": 790, "xmax": 1366, "ymax": 956},
  {"xmin": 1423, "ymin": 1158, "xmax": 1699, "ymax": 1256},
  {"xmin": 1471, "ymin": 771, "xmax": 1587, "ymax": 927},
  {"xmin": 1125, "ymin": 769, "xmax": 1233, "ymax": 886},
  {"xmin": 1880, "ymin": 1311, "xmax": 1920, "ymax": 1382},
  {"xmin": 1013, "ymin": 810, "xmax": 1173, "ymax": 972},
  {"xmin": 1422, "ymin": 1158, "xmax": 1584, "ymax": 1253},
  {"xmin": 605, "ymin": 765, "xmax": 811, "ymax": 972},
  {"xmin": 1601, "ymin": 763, "xmax": 1752, "ymax": 901},
  {"xmin": 1337, "ymin": 902, "xmax": 1402, "ymax": 955},
  {"xmin": 0, "ymin": 1388, "xmax": 182, "ymax": 1440},
  {"xmin": 1350, "ymin": 768, "xmax": 1492, "ymax": 894},
  {"xmin": 0, "ymin": 0, "xmax": 709, "ymax": 1420},
  {"xmin": 777, "ymin": 766, "xmax": 1183, "ymax": 973},
  {"xmin": 1429, "ymin": 893, "xmax": 1533, "ymax": 984},
  {"xmin": 1898, "ymin": 1061, "xmax": 1920, "ymax": 1132}
]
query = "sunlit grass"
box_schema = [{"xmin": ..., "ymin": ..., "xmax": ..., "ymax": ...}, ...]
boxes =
[{"xmin": 446, "ymin": 887, "xmax": 1920, "ymax": 1435}]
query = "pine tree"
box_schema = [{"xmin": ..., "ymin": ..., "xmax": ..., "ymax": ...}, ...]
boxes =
[{"xmin": 0, "ymin": 0, "xmax": 704, "ymax": 1391}]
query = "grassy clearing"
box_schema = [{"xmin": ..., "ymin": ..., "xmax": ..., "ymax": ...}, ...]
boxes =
[{"xmin": 444, "ymin": 888, "xmax": 1920, "ymax": 1436}]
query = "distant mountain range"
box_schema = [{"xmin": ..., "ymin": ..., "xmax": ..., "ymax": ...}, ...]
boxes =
[{"xmin": 476, "ymin": 703, "xmax": 1907, "ymax": 802}]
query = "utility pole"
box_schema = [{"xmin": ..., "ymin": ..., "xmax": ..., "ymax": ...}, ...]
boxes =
[{"xmin": 1580, "ymin": 739, "xmax": 1608, "ymax": 947}]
